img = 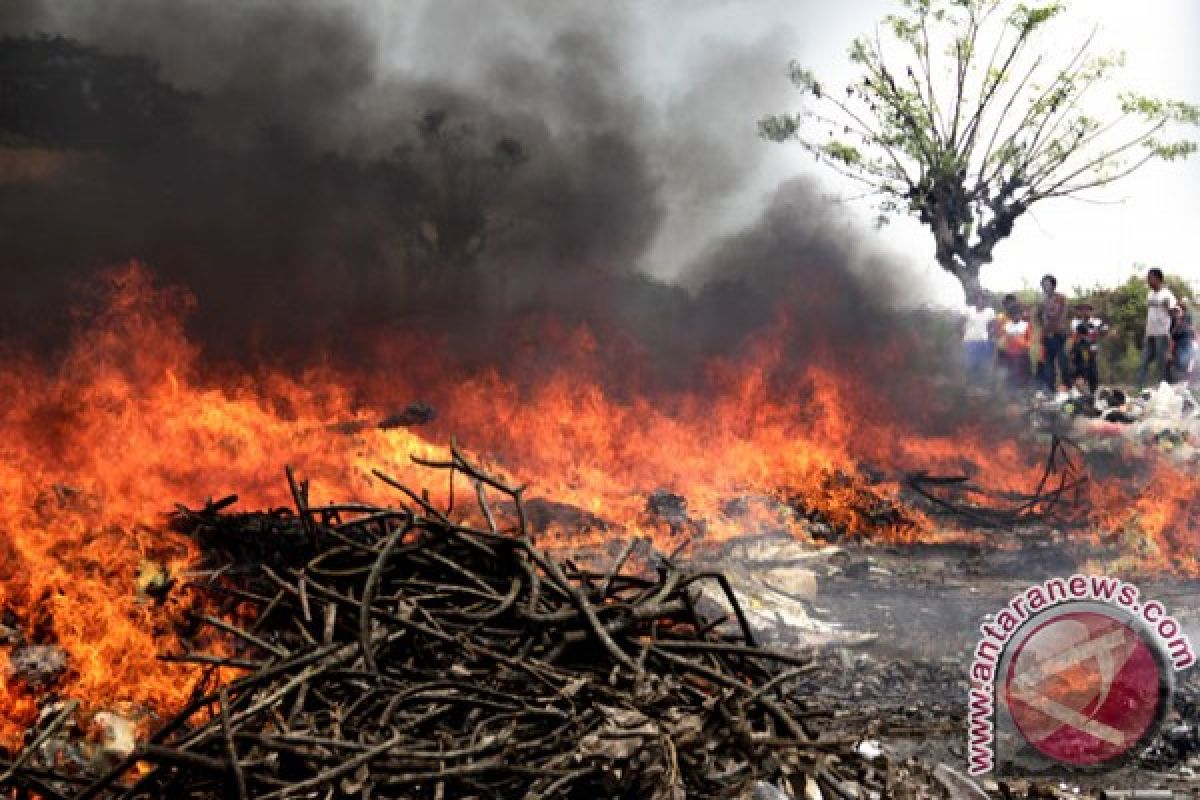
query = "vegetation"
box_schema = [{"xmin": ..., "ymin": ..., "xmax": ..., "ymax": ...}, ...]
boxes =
[
  {"xmin": 761, "ymin": 0, "xmax": 1200, "ymax": 298},
  {"xmin": 986, "ymin": 269, "xmax": 1194, "ymax": 383},
  {"xmin": 1071, "ymin": 270, "xmax": 1195, "ymax": 383}
]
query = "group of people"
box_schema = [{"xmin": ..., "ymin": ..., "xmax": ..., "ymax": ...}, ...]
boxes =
[{"xmin": 962, "ymin": 269, "xmax": 1196, "ymax": 393}]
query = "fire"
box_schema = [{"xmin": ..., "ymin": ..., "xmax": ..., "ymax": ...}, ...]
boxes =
[
  {"xmin": 1094, "ymin": 459, "xmax": 1200, "ymax": 575},
  {"xmin": 0, "ymin": 263, "xmax": 1196, "ymax": 746}
]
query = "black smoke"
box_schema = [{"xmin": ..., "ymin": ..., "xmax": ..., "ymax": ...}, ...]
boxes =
[{"xmin": 0, "ymin": 0, "xmax": 935, "ymax": 378}]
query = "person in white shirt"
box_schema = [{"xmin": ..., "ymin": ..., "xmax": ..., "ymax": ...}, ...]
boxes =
[
  {"xmin": 1138, "ymin": 267, "xmax": 1176, "ymax": 389},
  {"xmin": 962, "ymin": 289, "xmax": 997, "ymax": 381}
]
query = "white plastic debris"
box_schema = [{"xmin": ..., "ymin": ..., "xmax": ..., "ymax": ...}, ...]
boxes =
[
  {"xmin": 92, "ymin": 711, "xmax": 137, "ymax": 765},
  {"xmin": 855, "ymin": 739, "xmax": 884, "ymax": 760},
  {"xmin": 1146, "ymin": 381, "xmax": 1185, "ymax": 419}
]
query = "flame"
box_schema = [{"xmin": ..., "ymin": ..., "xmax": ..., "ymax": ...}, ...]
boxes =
[
  {"xmin": 1093, "ymin": 459, "xmax": 1200, "ymax": 575},
  {"xmin": 0, "ymin": 263, "xmax": 1196, "ymax": 745}
]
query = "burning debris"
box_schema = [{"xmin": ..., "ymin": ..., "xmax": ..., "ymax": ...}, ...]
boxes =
[
  {"xmin": 378, "ymin": 402, "xmax": 438, "ymax": 430},
  {"xmin": 7, "ymin": 645, "xmax": 68, "ymax": 691},
  {"xmin": 906, "ymin": 435, "xmax": 1088, "ymax": 530},
  {"xmin": 1, "ymin": 451, "xmax": 955, "ymax": 799}
]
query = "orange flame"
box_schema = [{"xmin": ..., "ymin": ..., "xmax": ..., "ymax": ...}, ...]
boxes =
[{"xmin": 0, "ymin": 263, "xmax": 1196, "ymax": 745}]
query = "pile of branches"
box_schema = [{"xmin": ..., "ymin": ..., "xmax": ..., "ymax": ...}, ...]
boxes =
[{"xmin": 4, "ymin": 449, "xmax": 925, "ymax": 800}]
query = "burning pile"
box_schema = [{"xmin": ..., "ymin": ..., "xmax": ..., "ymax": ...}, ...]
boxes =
[
  {"xmin": 2, "ymin": 265, "xmax": 1199, "ymax": 756},
  {"xmin": 2, "ymin": 451, "xmax": 944, "ymax": 799}
]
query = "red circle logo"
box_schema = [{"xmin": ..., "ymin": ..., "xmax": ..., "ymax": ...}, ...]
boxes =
[{"xmin": 1003, "ymin": 609, "xmax": 1165, "ymax": 766}]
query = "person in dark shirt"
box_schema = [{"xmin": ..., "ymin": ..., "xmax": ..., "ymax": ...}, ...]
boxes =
[
  {"xmin": 1069, "ymin": 320, "xmax": 1100, "ymax": 393},
  {"xmin": 1168, "ymin": 302, "xmax": 1195, "ymax": 383}
]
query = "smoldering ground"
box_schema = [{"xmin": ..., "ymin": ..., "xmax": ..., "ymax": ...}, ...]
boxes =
[{"xmin": 0, "ymin": 0, "xmax": 936, "ymax": 388}]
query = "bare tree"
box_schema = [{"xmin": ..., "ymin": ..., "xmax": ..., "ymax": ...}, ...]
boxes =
[{"xmin": 761, "ymin": 0, "xmax": 1199, "ymax": 296}]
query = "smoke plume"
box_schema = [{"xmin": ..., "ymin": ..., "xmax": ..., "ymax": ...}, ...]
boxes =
[{"xmin": 0, "ymin": 0, "xmax": 932, "ymax": 374}]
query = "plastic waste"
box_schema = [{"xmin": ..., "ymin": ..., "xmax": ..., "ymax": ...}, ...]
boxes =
[{"xmin": 1146, "ymin": 381, "xmax": 1185, "ymax": 419}]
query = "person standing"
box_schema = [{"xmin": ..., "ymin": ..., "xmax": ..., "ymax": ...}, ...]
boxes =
[
  {"xmin": 1069, "ymin": 319, "xmax": 1100, "ymax": 393},
  {"xmin": 962, "ymin": 289, "xmax": 997, "ymax": 382},
  {"xmin": 996, "ymin": 294, "xmax": 1032, "ymax": 386},
  {"xmin": 1137, "ymin": 267, "xmax": 1176, "ymax": 389},
  {"xmin": 1034, "ymin": 274, "xmax": 1070, "ymax": 392},
  {"xmin": 1168, "ymin": 303, "xmax": 1195, "ymax": 383}
]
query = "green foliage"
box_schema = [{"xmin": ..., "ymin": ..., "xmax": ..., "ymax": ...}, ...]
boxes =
[
  {"xmin": 1009, "ymin": 3, "xmax": 1066, "ymax": 34},
  {"xmin": 821, "ymin": 141, "xmax": 864, "ymax": 165},
  {"xmin": 763, "ymin": 0, "xmax": 1200, "ymax": 294}
]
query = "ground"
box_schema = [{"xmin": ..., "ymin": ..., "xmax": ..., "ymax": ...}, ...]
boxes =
[{"xmin": 798, "ymin": 532, "xmax": 1200, "ymax": 795}]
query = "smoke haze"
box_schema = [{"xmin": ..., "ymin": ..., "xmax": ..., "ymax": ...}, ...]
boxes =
[{"xmin": 0, "ymin": 0, "xmax": 931, "ymax": 371}]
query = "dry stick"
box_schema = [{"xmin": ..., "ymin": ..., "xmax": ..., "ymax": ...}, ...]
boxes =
[
  {"xmin": 651, "ymin": 648, "xmax": 808, "ymax": 741},
  {"xmin": 420, "ymin": 548, "xmax": 504, "ymax": 598},
  {"xmin": 75, "ymin": 643, "xmax": 351, "ymax": 800},
  {"xmin": 247, "ymin": 588, "xmax": 288, "ymax": 635},
  {"xmin": 134, "ymin": 745, "xmax": 240, "ymax": 777},
  {"xmin": 252, "ymin": 730, "xmax": 401, "ymax": 800},
  {"xmin": 323, "ymin": 601, "xmax": 338, "ymax": 645},
  {"xmin": 0, "ymin": 766, "xmax": 93, "ymax": 788},
  {"xmin": 298, "ymin": 574, "xmax": 312, "ymax": 623},
  {"xmin": 510, "ymin": 484, "xmax": 530, "ymax": 542},
  {"xmin": 522, "ymin": 545, "xmax": 640, "ymax": 675},
  {"xmin": 333, "ymin": 509, "xmax": 414, "ymax": 534},
  {"xmin": 910, "ymin": 434, "xmax": 1087, "ymax": 527},
  {"xmin": 744, "ymin": 665, "xmax": 819, "ymax": 706},
  {"xmin": 361, "ymin": 522, "xmax": 413, "ymax": 674},
  {"xmin": 475, "ymin": 479, "xmax": 498, "ymax": 533},
  {"xmin": 2, "ymin": 773, "xmax": 70, "ymax": 800},
  {"xmin": 457, "ymin": 576, "xmax": 523, "ymax": 622},
  {"xmin": 304, "ymin": 522, "xmax": 380, "ymax": 556},
  {"xmin": 420, "ymin": 447, "xmax": 530, "ymax": 536},
  {"xmin": 1014, "ymin": 433, "xmax": 1067, "ymax": 514},
  {"xmin": 95, "ymin": 454, "xmax": 868, "ymax": 798},
  {"xmin": 600, "ymin": 538, "xmax": 640, "ymax": 600},
  {"xmin": 676, "ymin": 572, "xmax": 758, "ymax": 648},
  {"xmin": 285, "ymin": 465, "xmax": 314, "ymax": 538},
  {"xmin": 194, "ymin": 613, "xmax": 289, "ymax": 658},
  {"xmin": 159, "ymin": 653, "xmax": 263, "ymax": 671},
  {"xmin": 172, "ymin": 640, "xmax": 383, "ymax": 753},
  {"xmin": 218, "ymin": 688, "xmax": 249, "ymax": 800},
  {"xmin": 373, "ymin": 469, "xmax": 450, "ymax": 524},
  {"xmin": 314, "ymin": 565, "xmax": 579, "ymax": 689},
  {"xmin": 0, "ymin": 699, "xmax": 79, "ymax": 785}
]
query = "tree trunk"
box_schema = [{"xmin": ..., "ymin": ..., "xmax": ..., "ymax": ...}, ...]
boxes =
[{"xmin": 936, "ymin": 252, "xmax": 983, "ymax": 301}]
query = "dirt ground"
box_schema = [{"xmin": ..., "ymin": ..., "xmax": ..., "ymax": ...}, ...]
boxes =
[{"xmin": 802, "ymin": 533, "xmax": 1200, "ymax": 795}]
